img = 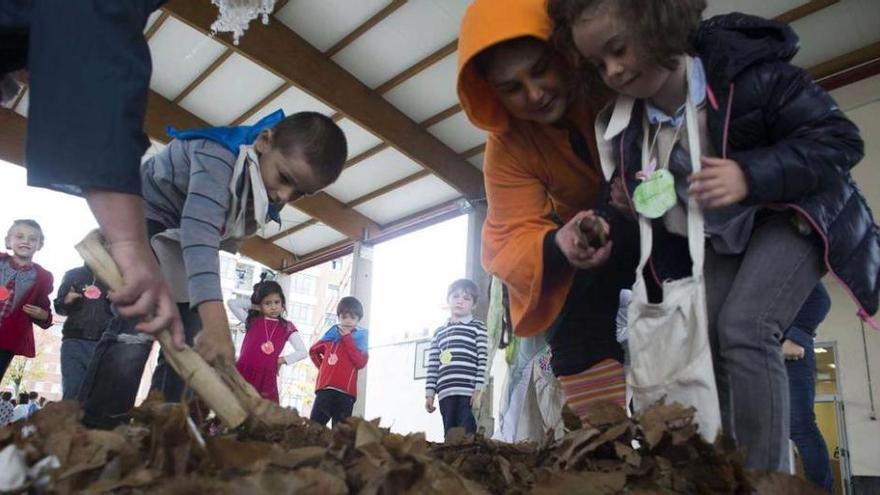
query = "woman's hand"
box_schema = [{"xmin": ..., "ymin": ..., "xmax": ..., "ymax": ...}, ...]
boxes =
[
  {"xmin": 782, "ymin": 339, "xmax": 805, "ymax": 360},
  {"xmin": 555, "ymin": 211, "xmax": 613, "ymax": 270}
]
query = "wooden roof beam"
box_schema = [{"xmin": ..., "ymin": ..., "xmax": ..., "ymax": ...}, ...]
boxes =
[
  {"xmin": 775, "ymin": 0, "xmax": 839, "ymax": 23},
  {"xmin": 324, "ymin": 0, "xmax": 407, "ymax": 58},
  {"xmin": 290, "ymin": 192, "xmax": 381, "ymax": 239},
  {"xmin": 162, "ymin": 0, "xmax": 484, "ymax": 200}
]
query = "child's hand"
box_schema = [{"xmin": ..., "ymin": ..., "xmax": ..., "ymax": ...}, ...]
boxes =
[
  {"xmin": 555, "ymin": 211, "xmax": 614, "ymax": 270},
  {"xmin": 609, "ymin": 177, "xmax": 635, "ymax": 219},
  {"xmin": 689, "ymin": 157, "xmax": 749, "ymax": 209},
  {"xmin": 425, "ymin": 396, "xmax": 436, "ymax": 413},
  {"xmin": 782, "ymin": 339, "xmax": 805, "ymax": 360},
  {"xmin": 471, "ymin": 390, "xmax": 482, "ymax": 408},
  {"xmin": 195, "ymin": 301, "xmax": 235, "ymax": 365},
  {"xmin": 338, "ymin": 326, "xmax": 351, "ymax": 336},
  {"xmin": 63, "ymin": 288, "xmax": 82, "ymax": 305},
  {"xmin": 22, "ymin": 304, "xmax": 48, "ymax": 322},
  {"xmin": 277, "ymin": 357, "xmax": 286, "ymax": 373}
]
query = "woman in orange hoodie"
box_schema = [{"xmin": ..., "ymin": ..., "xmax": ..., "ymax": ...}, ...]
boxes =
[{"xmin": 458, "ymin": 0, "xmax": 637, "ymax": 423}]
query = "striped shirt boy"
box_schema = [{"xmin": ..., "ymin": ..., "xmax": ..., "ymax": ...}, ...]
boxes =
[{"xmin": 425, "ymin": 315, "xmax": 488, "ymax": 401}]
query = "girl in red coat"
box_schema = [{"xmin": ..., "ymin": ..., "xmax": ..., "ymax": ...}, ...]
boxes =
[{"xmin": 0, "ymin": 220, "xmax": 53, "ymax": 382}]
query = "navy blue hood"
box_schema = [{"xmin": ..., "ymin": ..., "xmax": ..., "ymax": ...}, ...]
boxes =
[{"xmin": 694, "ymin": 13, "xmax": 799, "ymax": 86}]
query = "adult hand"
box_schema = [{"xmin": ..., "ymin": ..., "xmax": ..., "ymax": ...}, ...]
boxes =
[
  {"xmin": 85, "ymin": 190, "xmax": 184, "ymax": 349},
  {"xmin": 555, "ymin": 211, "xmax": 613, "ymax": 270},
  {"xmin": 425, "ymin": 396, "xmax": 436, "ymax": 413},
  {"xmin": 22, "ymin": 304, "xmax": 49, "ymax": 322},
  {"xmin": 609, "ymin": 177, "xmax": 635, "ymax": 219},
  {"xmin": 689, "ymin": 157, "xmax": 749, "ymax": 209},
  {"xmin": 63, "ymin": 288, "xmax": 82, "ymax": 305},
  {"xmin": 782, "ymin": 339, "xmax": 805, "ymax": 360},
  {"xmin": 195, "ymin": 301, "xmax": 235, "ymax": 366}
]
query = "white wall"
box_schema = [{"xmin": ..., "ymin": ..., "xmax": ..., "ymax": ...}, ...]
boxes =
[{"xmin": 818, "ymin": 75, "xmax": 880, "ymax": 477}]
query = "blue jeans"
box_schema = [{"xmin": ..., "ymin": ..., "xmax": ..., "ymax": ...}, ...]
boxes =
[
  {"xmin": 60, "ymin": 338, "xmax": 99, "ymax": 400},
  {"xmin": 787, "ymin": 343, "xmax": 833, "ymax": 492},
  {"xmin": 78, "ymin": 303, "xmax": 201, "ymax": 429},
  {"xmin": 438, "ymin": 395, "xmax": 476, "ymax": 439}
]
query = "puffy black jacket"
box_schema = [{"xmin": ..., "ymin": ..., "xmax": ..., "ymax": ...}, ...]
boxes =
[
  {"xmin": 616, "ymin": 13, "xmax": 877, "ymax": 319},
  {"xmin": 53, "ymin": 265, "xmax": 112, "ymax": 341}
]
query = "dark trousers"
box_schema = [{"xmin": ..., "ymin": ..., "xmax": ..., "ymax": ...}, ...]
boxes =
[
  {"xmin": 438, "ymin": 395, "xmax": 476, "ymax": 439},
  {"xmin": 310, "ymin": 389, "xmax": 355, "ymax": 427},
  {"xmin": 60, "ymin": 338, "xmax": 99, "ymax": 400},
  {"xmin": 78, "ymin": 303, "xmax": 201, "ymax": 429},
  {"xmin": 0, "ymin": 349, "xmax": 13, "ymax": 383},
  {"xmin": 787, "ymin": 343, "xmax": 834, "ymax": 492}
]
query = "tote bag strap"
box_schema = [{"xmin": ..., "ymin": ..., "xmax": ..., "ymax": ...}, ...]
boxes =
[{"xmin": 634, "ymin": 57, "xmax": 706, "ymax": 290}]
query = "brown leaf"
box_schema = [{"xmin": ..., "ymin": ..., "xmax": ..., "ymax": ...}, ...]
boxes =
[
  {"xmin": 747, "ymin": 470, "xmax": 828, "ymax": 495},
  {"xmin": 581, "ymin": 401, "xmax": 628, "ymax": 429},
  {"xmin": 270, "ymin": 446, "xmax": 326, "ymax": 469},
  {"xmin": 207, "ymin": 437, "xmax": 277, "ymax": 472},
  {"xmin": 530, "ymin": 469, "xmax": 627, "ymax": 495}
]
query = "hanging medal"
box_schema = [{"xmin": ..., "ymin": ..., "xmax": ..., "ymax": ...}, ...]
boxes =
[
  {"xmin": 327, "ymin": 352, "xmax": 338, "ymax": 365},
  {"xmin": 632, "ymin": 119, "xmax": 683, "ymax": 219},
  {"xmin": 0, "ymin": 286, "xmax": 9, "ymax": 302},
  {"xmin": 439, "ymin": 349, "xmax": 453, "ymax": 366},
  {"xmin": 261, "ymin": 318, "xmax": 279, "ymax": 355},
  {"xmin": 83, "ymin": 285, "xmax": 102, "ymax": 300}
]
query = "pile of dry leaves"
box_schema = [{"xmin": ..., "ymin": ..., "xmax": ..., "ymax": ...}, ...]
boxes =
[{"xmin": 0, "ymin": 397, "xmax": 823, "ymax": 494}]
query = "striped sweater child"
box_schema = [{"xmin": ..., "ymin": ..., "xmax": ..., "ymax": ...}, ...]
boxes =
[{"xmin": 425, "ymin": 316, "xmax": 488, "ymax": 401}]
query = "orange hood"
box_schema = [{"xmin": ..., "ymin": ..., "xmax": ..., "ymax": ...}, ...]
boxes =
[{"xmin": 457, "ymin": 0, "xmax": 552, "ymax": 134}]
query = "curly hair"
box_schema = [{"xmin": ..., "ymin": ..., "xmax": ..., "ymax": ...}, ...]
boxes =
[{"xmin": 548, "ymin": 0, "xmax": 706, "ymax": 71}]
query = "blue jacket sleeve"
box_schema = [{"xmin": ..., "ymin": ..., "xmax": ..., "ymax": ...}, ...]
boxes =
[{"xmin": 730, "ymin": 62, "xmax": 864, "ymax": 205}]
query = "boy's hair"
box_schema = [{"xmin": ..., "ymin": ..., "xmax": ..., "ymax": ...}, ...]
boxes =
[
  {"xmin": 246, "ymin": 280, "xmax": 287, "ymax": 329},
  {"xmin": 28, "ymin": 391, "xmax": 38, "ymax": 400},
  {"xmin": 5, "ymin": 219, "xmax": 45, "ymax": 248},
  {"xmin": 19, "ymin": 392, "xmax": 28, "ymax": 404},
  {"xmin": 472, "ymin": 36, "xmax": 547, "ymax": 78},
  {"xmin": 336, "ymin": 296, "xmax": 364, "ymax": 320},
  {"xmin": 272, "ymin": 111, "xmax": 348, "ymax": 187},
  {"xmin": 548, "ymin": 0, "xmax": 706, "ymax": 70},
  {"xmin": 1, "ymin": 391, "xmax": 11, "ymax": 401},
  {"xmin": 447, "ymin": 278, "xmax": 479, "ymax": 304}
]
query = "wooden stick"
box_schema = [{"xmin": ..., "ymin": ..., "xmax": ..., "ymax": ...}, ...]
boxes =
[{"xmin": 75, "ymin": 230, "xmax": 248, "ymax": 428}]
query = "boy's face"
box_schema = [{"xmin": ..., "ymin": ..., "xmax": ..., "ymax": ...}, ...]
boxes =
[
  {"xmin": 255, "ymin": 130, "xmax": 325, "ymax": 204},
  {"xmin": 484, "ymin": 39, "xmax": 570, "ymax": 125},
  {"xmin": 260, "ymin": 293, "xmax": 284, "ymax": 319},
  {"xmin": 448, "ymin": 289, "xmax": 476, "ymax": 319},
  {"xmin": 570, "ymin": 8, "xmax": 672, "ymax": 100},
  {"xmin": 338, "ymin": 311, "xmax": 360, "ymax": 330},
  {"xmin": 5, "ymin": 225, "xmax": 42, "ymax": 260}
]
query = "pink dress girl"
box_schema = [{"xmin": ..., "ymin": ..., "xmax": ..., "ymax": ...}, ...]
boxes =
[{"xmin": 228, "ymin": 300, "xmax": 307, "ymax": 403}]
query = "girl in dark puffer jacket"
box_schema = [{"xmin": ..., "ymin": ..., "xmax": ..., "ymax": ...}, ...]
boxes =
[{"xmin": 549, "ymin": 0, "xmax": 875, "ymax": 474}]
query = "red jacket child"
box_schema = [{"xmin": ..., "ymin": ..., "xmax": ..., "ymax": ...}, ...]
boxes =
[
  {"xmin": 309, "ymin": 325, "xmax": 369, "ymax": 398},
  {"xmin": 1, "ymin": 223, "xmax": 54, "ymax": 360}
]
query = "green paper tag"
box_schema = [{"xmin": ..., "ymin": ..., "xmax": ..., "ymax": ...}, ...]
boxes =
[{"xmin": 632, "ymin": 169, "xmax": 677, "ymax": 219}]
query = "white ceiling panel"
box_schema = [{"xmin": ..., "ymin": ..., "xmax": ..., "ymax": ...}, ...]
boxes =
[
  {"xmin": 427, "ymin": 112, "xmax": 485, "ymax": 153},
  {"xmin": 180, "ymin": 53, "xmax": 285, "ymax": 126},
  {"xmin": 323, "ymin": 148, "xmax": 423, "ymax": 203},
  {"xmin": 273, "ymin": 223, "xmax": 348, "ymax": 256},
  {"xmin": 337, "ymin": 118, "xmax": 383, "ymax": 157},
  {"xmin": 468, "ymin": 152, "xmax": 485, "ymax": 170},
  {"xmin": 704, "ymin": 0, "xmax": 803, "ymax": 19},
  {"xmin": 383, "ymin": 52, "xmax": 459, "ymax": 122},
  {"xmin": 332, "ymin": 0, "xmax": 472, "ymax": 89},
  {"xmin": 830, "ymin": 74, "xmax": 880, "ymax": 112},
  {"xmin": 148, "ymin": 18, "xmax": 227, "ymax": 101},
  {"xmin": 353, "ymin": 175, "xmax": 459, "ymax": 225},
  {"xmin": 13, "ymin": 88, "xmax": 28, "ymax": 117},
  {"xmin": 256, "ymin": 205, "xmax": 312, "ymax": 238},
  {"xmin": 242, "ymin": 86, "xmax": 335, "ymax": 126},
  {"xmin": 790, "ymin": 1, "xmax": 880, "ymax": 68},
  {"xmin": 276, "ymin": 0, "xmax": 392, "ymax": 52}
]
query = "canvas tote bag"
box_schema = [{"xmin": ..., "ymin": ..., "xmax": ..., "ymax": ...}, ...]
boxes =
[{"xmin": 625, "ymin": 58, "xmax": 721, "ymax": 442}]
